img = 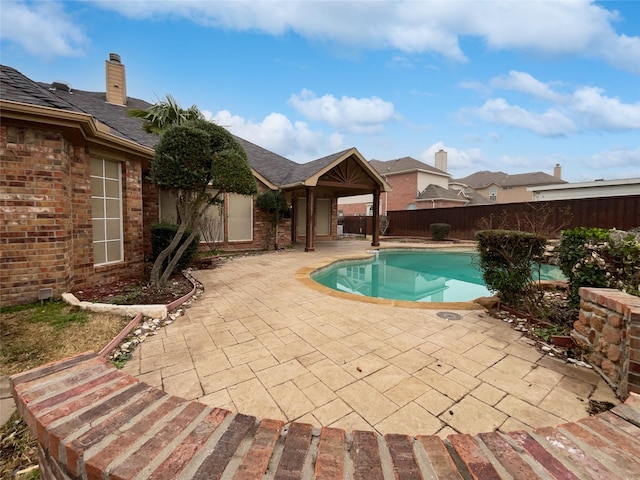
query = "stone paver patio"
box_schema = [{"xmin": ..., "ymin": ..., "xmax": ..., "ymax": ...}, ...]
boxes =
[{"xmin": 122, "ymin": 240, "xmax": 620, "ymax": 436}]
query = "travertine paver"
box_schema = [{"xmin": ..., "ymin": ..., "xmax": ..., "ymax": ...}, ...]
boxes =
[{"xmin": 125, "ymin": 240, "xmax": 622, "ymax": 436}]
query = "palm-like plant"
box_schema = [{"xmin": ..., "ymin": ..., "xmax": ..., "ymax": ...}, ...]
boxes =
[{"xmin": 129, "ymin": 94, "xmax": 204, "ymax": 134}]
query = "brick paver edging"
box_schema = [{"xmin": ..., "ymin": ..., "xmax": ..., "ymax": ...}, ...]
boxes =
[{"xmin": 11, "ymin": 352, "xmax": 640, "ymax": 479}]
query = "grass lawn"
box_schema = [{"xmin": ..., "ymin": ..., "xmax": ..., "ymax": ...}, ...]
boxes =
[{"xmin": 0, "ymin": 301, "xmax": 129, "ymax": 478}]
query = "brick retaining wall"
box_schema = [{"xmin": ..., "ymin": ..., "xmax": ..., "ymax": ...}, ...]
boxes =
[
  {"xmin": 573, "ymin": 287, "xmax": 640, "ymax": 398},
  {"xmin": 11, "ymin": 352, "xmax": 640, "ymax": 479}
]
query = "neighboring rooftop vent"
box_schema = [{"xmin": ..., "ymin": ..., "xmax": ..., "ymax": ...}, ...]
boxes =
[
  {"xmin": 105, "ymin": 53, "xmax": 127, "ymax": 106},
  {"xmin": 50, "ymin": 81, "xmax": 72, "ymax": 92}
]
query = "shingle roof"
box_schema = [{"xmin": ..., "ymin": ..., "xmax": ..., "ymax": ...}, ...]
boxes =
[
  {"xmin": 370, "ymin": 157, "xmax": 448, "ymax": 176},
  {"xmin": 1, "ymin": 65, "xmax": 78, "ymax": 111},
  {"xmin": 233, "ymin": 136, "xmax": 298, "ymax": 185},
  {"xmin": 453, "ymin": 170, "xmax": 566, "ymax": 188},
  {"xmin": 38, "ymin": 83, "xmax": 159, "ymax": 148},
  {"xmin": 463, "ymin": 190, "xmax": 495, "ymax": 205},
  {"xmin": 1, "ymin": 64, "xmax": 381, "ymax": 190},
  {"xmin": 417, "ymin": 184, "xmax": 465, "ymax": 201},
  {"xmin": 415, "ymin": 184, "xmax": 494, "ymax": 205},
  {"xmin": 1, "ymin": 65, "xmax": 158, "ymax": 148}
]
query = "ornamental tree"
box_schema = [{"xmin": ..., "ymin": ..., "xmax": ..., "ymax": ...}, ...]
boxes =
[
  {"xmin": 129, "ymin": 94, "xmax": 204, "ymax": 134},
  {"xmin": 149, "ymin": 120, "xmax": 257, "ymax": 287}
]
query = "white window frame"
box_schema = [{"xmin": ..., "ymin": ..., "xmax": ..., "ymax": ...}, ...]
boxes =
[{"xmin": 91, "ymin": 158, "xmax": 123, "ymax": 265}]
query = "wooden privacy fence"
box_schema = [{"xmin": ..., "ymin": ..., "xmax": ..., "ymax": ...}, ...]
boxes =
[{"xmin": 343, "ymin": 195, "xmax": 640, "ymax": 240}]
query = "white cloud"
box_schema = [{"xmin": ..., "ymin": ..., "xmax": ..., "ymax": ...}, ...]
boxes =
[
  {"xmin": 419, "ymin": 142, "xmax": 486, "ymax": 173},
  {"xmin": 489, "ymin": 71, "xmax": 564, "ymax": 103},
  {"xmin": 209, "ymin": 109, "xmax": 340, "ymax": 162},
  {"xmin": 495, "ymin": 154, "xmax": 532, "ymax": 169},
  {"xmin": 472, "ymin": 98, "xmax": 577, "ymax": 136},
  {"xmin": 458, "ymin": 80, "xmax": 491, "ymax": 96},
  {"xmin": 0, "ymin": 1, "xmax": 88, "ymax": 57},
  {"xmin": 586, "ymin": 147, "xmax": 640, "ymax": 171},
  {"xmin": 464, "ymin": 72, "xmax": 640, "ymax": 135},
  {"xmin": 92, "ymin": 0, "xmax": 640, "ymax": 74},
  {"xmin": 288, "ymin": 89, "xmax": 398, "ymax": 134},
  {"xmin": 571, "ymin": 87, "xmax": 640, "ymax": 130}
]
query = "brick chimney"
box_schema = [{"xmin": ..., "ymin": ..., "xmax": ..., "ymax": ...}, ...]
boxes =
[
  {"xmin": 553, "ymin": 163, "xmax": 562, "ymax": 179},
  {"xmin": 435, "ymin": 149, "xmax": 447, "ymax": 172},
  {"xmin": 105, "ymin": 53, "xmax": 126, "ymax": 106}
]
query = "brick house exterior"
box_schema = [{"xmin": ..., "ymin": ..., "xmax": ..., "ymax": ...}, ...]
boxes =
[
  {"xmin": 1, "ymin": 76, "xmax": 155, "ymax": 306},
  {"xmin": 338, "ymin": 153, "xmax": 491, "ymax": 215},
  {"xmin": 451, "ymin": 166, "xmax": 566, "ymax": 204},
  {"xmin": 1, "ymin": 58, "xmax": 389, "ymax": 306}
]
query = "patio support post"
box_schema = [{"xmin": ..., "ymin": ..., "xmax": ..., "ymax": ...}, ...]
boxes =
[
  {"xmin": 290, "ymin": 196, "xmax": 297, "ymax": 244},
  {"xmin": 305, "ymin": 186, "xmax": 315, "ymax": 252},
  {"xmin": 371, "ymin": 186, "xmax": 380, "ymax": 247}
]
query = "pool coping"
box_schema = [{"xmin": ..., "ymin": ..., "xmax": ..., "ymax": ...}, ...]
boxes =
[{"xmin": 296, "ymin": 244, "xmax": 485, "ymax": 311}]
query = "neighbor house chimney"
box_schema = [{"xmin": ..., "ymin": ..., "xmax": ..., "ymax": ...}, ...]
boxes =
[
  {"xmin": 435, "ymin": 149, "xmax": 447, "ymax": 172},
  {"xmin": 553, "ymin": 163, "xmax": 562, "ymax": 179},
  {"xmin": 105, "ymin": 53, "xmax": 127, "ymax": 106}
]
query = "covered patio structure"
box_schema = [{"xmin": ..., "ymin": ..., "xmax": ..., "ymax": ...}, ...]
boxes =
[{"xmin": 280, "ymin": 148, "xmax": 391, "ymax": 251}]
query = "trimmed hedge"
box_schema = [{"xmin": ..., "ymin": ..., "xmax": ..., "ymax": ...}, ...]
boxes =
[
  {"xmin": 475, "ymin": 230, "xmax": 547, "ymax": 309},
  {"xmin": 430, "ymin": 223, "xmax": 451, "ymax": 241}
]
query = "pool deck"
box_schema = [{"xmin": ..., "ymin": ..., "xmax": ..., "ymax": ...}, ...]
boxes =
[{"xmin": 122, "ymin": 239, "xmax": 620, "ymax": 437}]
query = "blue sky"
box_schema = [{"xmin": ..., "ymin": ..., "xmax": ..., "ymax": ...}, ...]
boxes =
[{"xmin": 1, "ymin": 0, "xmax": 639, "ymax": 182}]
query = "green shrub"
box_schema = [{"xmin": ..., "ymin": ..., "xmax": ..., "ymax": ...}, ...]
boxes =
[
  {"xmin": 430, "ymin": 223, "xmax": 451, "ymax": 241},
  {"xmin": 151, "ymin": 222, "xmax": 200, "ymax": 270},
  {"xmin": 559, "ymin": 227, "xmax": 640, "ymax": 306},
  {"xmin": 558, "ymin": 227, "xmax": 610, "ymax": 306},
  {"xmin": 475, "ymin": 230, "xmax": 547, "ymax": 313}
]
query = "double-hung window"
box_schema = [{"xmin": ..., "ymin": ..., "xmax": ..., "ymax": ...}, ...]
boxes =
[{"xmin": 91, "ymin": 158, "xmax": 123, "ymax": 265}]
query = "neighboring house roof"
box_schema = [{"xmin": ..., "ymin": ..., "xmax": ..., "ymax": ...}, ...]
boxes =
[
  {"xmin": 528, "ymin": 177, "xmax": 640, "ymax": 192},
  {"xmin": 416, "ymin": 184, "xmax": 493, "ymax": 206},
  {"xmin": 463, "ymin": 190, "xmax": 495, "ymax": 205},
  {"xmin": 417, "ymin": 184, "xmax": 465, "ymax": 202},
  {"xmin": 370, "ymin": 157, "xmax": 449, "ymax": 178},
  {"xmin": 527, "ymin": 177, "xmax": 640, "ymax": 200},
  {"xmin": 453, "ymin": 170, "xmax": 566, "ymax": 188}
]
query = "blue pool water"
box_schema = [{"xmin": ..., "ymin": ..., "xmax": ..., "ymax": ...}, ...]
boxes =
[{"xmin": 311, "ymin": 249, "xmax": 565, "ymax": 303}]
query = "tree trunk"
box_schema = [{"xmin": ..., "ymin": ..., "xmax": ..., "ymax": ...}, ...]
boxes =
[
  {"xmin": 150, "ymin": 190, "xmax": 212, "ymax": 288},
  {"xmin": 159, "ymin": 228, "xmax": 200, "ymax": 286},
  {"xmin": 149, "ymin": 220, "xmax": 189, "ymax": 287}
]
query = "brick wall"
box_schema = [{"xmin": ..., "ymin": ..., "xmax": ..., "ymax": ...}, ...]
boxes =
[
  {"xmin": 386, "ymin": 172, "xmax": 418, "ymax": 210},
  {"xmin": 573, "ymin": 287, "xmax": 640, "ymax": 398},
  {"xmin": 339, "ymin": 203, "xmax": 368, "ymax": 216},
  {"xmin": 1, "ymin": 124, "xmax": 145, "ymax": 306},
  {"xmin": 142, "ymin": 176, "xmax": 159, "ymax": 259},
  {"xmin": 12, "ymin": 351, "xmax": 640, "ymax": 480}
]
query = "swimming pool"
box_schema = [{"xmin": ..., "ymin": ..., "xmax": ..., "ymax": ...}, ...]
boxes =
[{"xmin": 311, "ymin": 249, "xmax": 564, "ymax": 303}]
